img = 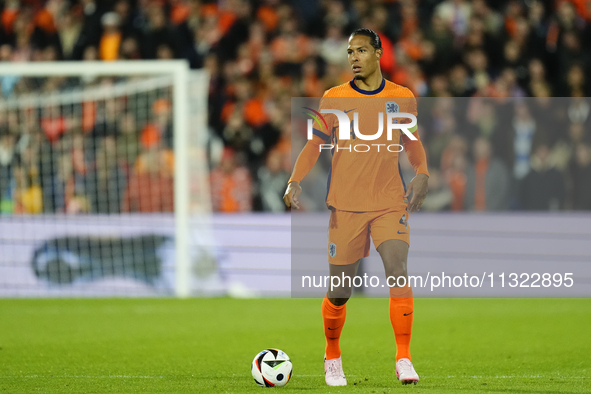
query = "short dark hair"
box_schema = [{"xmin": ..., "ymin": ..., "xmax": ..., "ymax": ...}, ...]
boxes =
[{"xmin": 350, "ymin": 28, "xmax": 382, "ymax": 50}]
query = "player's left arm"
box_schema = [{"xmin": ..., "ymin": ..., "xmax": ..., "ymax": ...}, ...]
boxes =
[{"xmin": 401, "ymin": 93, "xmax": 429, "ymax": 213}]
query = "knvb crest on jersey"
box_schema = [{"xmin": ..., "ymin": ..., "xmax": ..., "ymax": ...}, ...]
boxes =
[
  {"xmin": 329, "ymin": 242, "xmax": 337, "ymax": 258},
  {"xmin": 386, "ymin": 101, "xmax": 399, "ymax": 114}
]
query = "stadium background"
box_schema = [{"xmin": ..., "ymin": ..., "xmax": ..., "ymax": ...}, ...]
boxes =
[{"xmin": 0, "ymin": 0, "xmax": 590, "ymax": 214}]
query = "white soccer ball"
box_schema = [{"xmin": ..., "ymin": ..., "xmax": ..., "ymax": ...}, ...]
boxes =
[{"xmin": 251, "ymin": 348, "xmax": 293, "ymax": 387}]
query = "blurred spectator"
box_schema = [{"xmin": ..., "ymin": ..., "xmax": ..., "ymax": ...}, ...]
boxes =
[
  {"xmin": 56, "ymin": 7, "xmax": 83, "ymax": 60},
  {"xmin": 140, "ymin": 5, "xmax": 178, "ymax": 59},
  {"xmin": 0, "ymin": 131, "xmax": 16, "ymax": 209},
  {"xmin": 571, "ymin": 143, "xmax": 591, "ymax": 209},
  {"xmin": 520, "ymin": 142, "xmax": 565, "ymax": 210},
  {"xmin": 422, "ymin": 169, "xmax": 453, "ymax": 211},
  {"xmin": 270, "ymin": 17, "xmax": 311, "ymax": 67},
  {"xmin": 435, "ymin": 0, "xmax": 472, "ymax": 44},
  {"xmin": 510, "ymin": 101, "xmax": 536, "ymax": 180},
  {"xmin": 44, "ymin": 154, "xmax": 85, "ymax": 213},
  {"xmin": 210, "ymin": 147, "xmax": 252, "ymax": 212},
  {"xmin": 465, "ymin": 137, "xmax": 509, "ymax": 211},
  {"xmin": 117, "ymin": 112, "xmax": 141, "ymax": 170},
  {"xmin": 86, "ymin": 136, "xmax": 126, "ymax": 214},
  {"xmin": 257, "ymin": 148, "xmax": 289, "ymax": 212},
  {"xmin": 140, "ymin": 99, "xmax": 173, "ymax": 149},
  {"xmin": 447, "ymin": 153, "xmax": 468, "ymax": 211},
  {"xmin": 320, "ymin": 24, "xmax": 349, "ymax": 69},
  {"xmin": 122, "ymin": 145, "xmax": 174, "ymax": 213},
  {"xmin": 99, "ymin": 12, "xmax": 122, "ymax": 61},
  {"xmin": 13, "ymin": 165, "xmax": 43, "ymax": 214},
  {"xmin": 119, "ymin": 36, "xmax": 141, "ymax": 60}
]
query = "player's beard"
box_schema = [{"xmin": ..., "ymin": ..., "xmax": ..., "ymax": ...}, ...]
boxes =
[{"xmin": 354, "ymin": 74, "xmax": 365, "ymax": 81}]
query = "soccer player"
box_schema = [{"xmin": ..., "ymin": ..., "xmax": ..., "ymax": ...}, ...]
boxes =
[{"xmin": 283, "ymin": 28, "xmax": 429, "ymax": 386}]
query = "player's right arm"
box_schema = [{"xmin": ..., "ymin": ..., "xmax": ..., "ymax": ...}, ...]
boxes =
[
  {"xmin": 283, "ymin": 131, "xmax": 329, "ymax": 209},
  {"xmin": 284, "ymin": 93, "xmax": 334, "ymax": 209}
]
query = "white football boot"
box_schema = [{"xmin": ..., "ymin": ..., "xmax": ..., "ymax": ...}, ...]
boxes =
[
  {"xmin": 324, "ymin": 355, "xmax": 347, "ymax": 386},
  {"xmin": 396, "ymin": 358, "xmax": 419, "ymax": 385}
]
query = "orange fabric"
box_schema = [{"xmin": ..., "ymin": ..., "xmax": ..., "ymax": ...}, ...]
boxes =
[
  {"xmin": 270, "ymin": 34, "xmax": 311, "ymax": 63},
  {"xmin": 399, "ymin": 38, "xmax": 422, "ymax": 61},
  {"xmin": 222, "ymin": 99, "xmax": 269, "ymax": 127},
  {"xmin": 1, "ymin": 9, "xmax": 18, "ymax": 33},
  {"xmin": 328, "ymin": 208, "xmax": 410, "ymax": 265},
  {"xmin": 243, "ymin": 98, "xmax": 268, "ymax": 127},
  {"xmin": 201, "ymin": 3, "xmax": 218, "ymax": 17},
  {"xmin": 153, "ymin": 98, "xmax": 171, "ymax": 113},
  {"xmin": 475, "ymin": 159, "xmax": 488, "ymax": 211},
  {"xmin": 99, "ymin": 32, "xmax": 122, "ymax": 61},
  {"xmin": 563, "ymin": 0, "xmax": 588, "ymax": 19},
  {"xmin": 378, "ymin": 34, "xmax": 396, "ymax": 75},
  {"xmin": 34, "ymin": 9, "xmax": 55, "ymax": 33},
  {"xmin": 391, "ymin": 68, "xmax": 409, "ymax": 88},
  {"xmin": 402, "ymin": 132, "xmax": 429, "ymax": 176},
  {"xmin": 220, "ymin": 175, "xmax": 239, "ymax": 212},
  {"xmin": 290, "ymin": 79, "xmax": 422, "ymax": 212},
  {"xmin": 389, "ymin": 286, "xmax": 414, "ymax": 361},
  {"xmin": 546, "ymin": 22, "xmax": 559, "ymax": 50},
  {"xmin": 41, "ymin": 116, "xmax": 66, "ymax": 143},
  {"xmin": 218, "ymin": 10, "xmax": 236, "ymax": 35},
  {"xmin": 210, "ymin": 166, "xmax": 252, "ymax": 212},
  {"xmin": 322, "ymin": 297, "xmax": 346, "ymax": 360},
  {"xmin": 170, "ymin": 3, "xmax": 190, "ymax": 25},
  {"xmin": 257, "ymin": 6, "xmax": 279, "ymax": 32},
  {"xmin": 504, "ymin": 16, "xmax": 517, "ymax": 37},
  {"xmin": 401, "ymin": 18, "xmax": 418, "ymax": 39},
  {"xmin": 221, "ymin": 101, "xmax": 235, "ymax": 124},
  {"xmin": 140, "ymin": 124, "xmax": 161, "ymax": 148},
  {"xmin": 447, "ymin": 171, "xmax": 466, "ymax": 211}
]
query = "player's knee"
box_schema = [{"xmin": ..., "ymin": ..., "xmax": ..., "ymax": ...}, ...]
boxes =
[
  {"xmin": 385, "ymin": 263, "xmax": 407, "ymax": 281},
  {"xmin": 328, "ymin": 287, "xmax": 352, "ymax": 305},
  {"xmin": 328, "ymin": 296, "xmax": 349, "ymax": 307}
]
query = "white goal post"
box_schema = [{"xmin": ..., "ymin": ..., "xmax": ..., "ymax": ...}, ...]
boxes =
[{"xmin": 0, "ymin": 61, "xmax": 212, "ymax": 298}]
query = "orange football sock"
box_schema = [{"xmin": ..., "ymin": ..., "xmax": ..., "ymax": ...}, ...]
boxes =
[
  {"xmin": 389, "ymin": 286, "xmax": 414, "ymax": 361},
  {"xmin": 322, "ymin": 297, "xmax": 346, "ymax": 360}
]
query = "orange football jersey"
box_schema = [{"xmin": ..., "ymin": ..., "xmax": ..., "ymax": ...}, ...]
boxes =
[{"xmin": 291, "ymin": 78, "xmax": 428, "ymax": 212}]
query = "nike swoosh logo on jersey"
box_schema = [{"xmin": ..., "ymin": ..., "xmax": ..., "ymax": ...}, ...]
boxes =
[
  {"xmin": 404, "ymin": 311, "xmax": 413, "ymax": 316},
  {"xmin": 397, "ymin": 231, "xmax": 407, "ymax": 234},
  {"xmin": 344, "ymin": 108, "xmax": 356, "ymax": 113}
]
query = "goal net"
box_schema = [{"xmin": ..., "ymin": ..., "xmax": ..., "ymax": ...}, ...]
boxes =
[{"xmin": 0, "ymin": 61, "xmax": 219, "ymax": 297}]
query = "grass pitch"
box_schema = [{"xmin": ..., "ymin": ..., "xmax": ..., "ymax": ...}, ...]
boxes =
[{"xmin": 0, "ymin": 298, "xmax": 590, "ymax": 393}]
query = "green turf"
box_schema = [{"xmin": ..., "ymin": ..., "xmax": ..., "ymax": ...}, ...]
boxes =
[{"xmin": 0, "ymin": 298, "xmax": 590, "ymax": 393}]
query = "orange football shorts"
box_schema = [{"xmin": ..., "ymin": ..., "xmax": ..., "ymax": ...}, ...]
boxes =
[{"xmin": 327, "ymin": 207, "xmax": 410, "ymax": 265}]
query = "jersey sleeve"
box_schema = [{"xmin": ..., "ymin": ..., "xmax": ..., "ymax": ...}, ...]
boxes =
[
  {"xmin": 401, "ymin": 91, "xmax": 428, "ymax": 176},
  {"xmin": 402, "ymin": 131, "xmax": 429, "ymax": 176},
  {"xmin": 403, "ymin": 89, "xmax": 418, "ymax": 134},
  {"xmin": 289, "ymin": 92, "xmax": 334, "ymax": 183}
]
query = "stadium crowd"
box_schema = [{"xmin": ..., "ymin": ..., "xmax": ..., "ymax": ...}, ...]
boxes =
[{"xmin": 0, "ymin": 0, "xmax": 591, "ymax": 214}]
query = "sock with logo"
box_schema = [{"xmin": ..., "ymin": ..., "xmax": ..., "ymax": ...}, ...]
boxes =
[
  {"xmin": 389, "ymin": 285, "xmax": 414, "ymax": 361},
  {"xmin": 322, "ymin": 297, "xmax": 347, "ymax": 360}
]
